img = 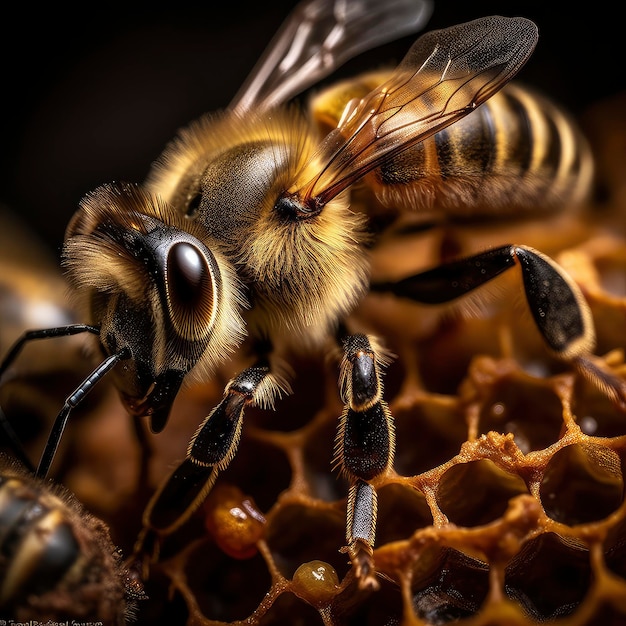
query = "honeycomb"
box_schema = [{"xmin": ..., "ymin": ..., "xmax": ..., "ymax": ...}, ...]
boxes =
[{"xmin": 1, "ymin": 90, "xmax": 626, "ymax": 626}]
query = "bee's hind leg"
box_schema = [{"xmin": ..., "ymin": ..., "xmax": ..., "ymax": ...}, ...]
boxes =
[
  {"xmin": 371, "ymin": 243, "xmax": 626, "ymax": 408},
  {"xmin": 335, "ymin": 333, "xmax": 395, "ymax": 590}
]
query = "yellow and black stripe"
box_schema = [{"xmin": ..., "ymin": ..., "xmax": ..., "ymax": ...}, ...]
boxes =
[
  {"xmin": 369, "ymin": 82, "xmax": 593, "ymax": 219},
  {"xmin": 311, "ymin": 72, "xmax": 592, "ymax": 220}
]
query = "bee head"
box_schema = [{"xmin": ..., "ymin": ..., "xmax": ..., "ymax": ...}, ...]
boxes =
[{"xmin": 62, "ymin": 183, "xmax": 246, "ymax": 432}]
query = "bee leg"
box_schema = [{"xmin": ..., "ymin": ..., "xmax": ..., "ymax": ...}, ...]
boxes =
[
  {"xmin": 135, "ymin": 363, "xmax": 278, "ymax": 568},
  {"xmin": 372, "ymin": 244, "xmax": 626, "ymax": 407},
  {"xmin": 335, "ymin": 333, "xmax": 394, "ymax": 590}
]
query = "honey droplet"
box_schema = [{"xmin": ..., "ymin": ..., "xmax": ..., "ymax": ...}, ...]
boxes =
[
  {"xmin": 292, "ymin": 560, "xmax": 339, "ymax": 606},
  {"xmin": 203, "ymin": 483, "xmax": 266, "ymax": 559}
]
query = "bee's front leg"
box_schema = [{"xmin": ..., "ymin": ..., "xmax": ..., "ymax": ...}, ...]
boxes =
[
  {"xmin": 134, "ymin": 362, "xmax": 281, "ymax": 571},
  {"xmin": 335, "ymin": 333, "xmax": 395, "ymax": 591}
]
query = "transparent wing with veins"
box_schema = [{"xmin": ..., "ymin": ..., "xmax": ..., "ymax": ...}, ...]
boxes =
[
  {"xmin": 229, "ymin": 0, "xmax": 434, "ymax": 115},
  {"xmin": 288, "ymin": 15, "xmax": 539, "ymax": 207}
]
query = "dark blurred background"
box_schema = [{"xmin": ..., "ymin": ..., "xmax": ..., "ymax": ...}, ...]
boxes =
[{"xmin": 0, "ymin": 1, "xmax": 623, "ymax": 254}]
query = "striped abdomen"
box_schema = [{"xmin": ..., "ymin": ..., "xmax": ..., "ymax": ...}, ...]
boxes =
[{"xmin": 366, "ymin": 82, "xmax": 594, "ymax": 219}]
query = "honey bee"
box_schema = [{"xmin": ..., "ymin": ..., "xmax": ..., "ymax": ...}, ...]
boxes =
[
  {"xmin": 1, "ymin": 0, "xmax": 624, "ymax": 595},
  {"xmin": 0, "ymin": 454, "xmax": 144, "ymax": 623}
]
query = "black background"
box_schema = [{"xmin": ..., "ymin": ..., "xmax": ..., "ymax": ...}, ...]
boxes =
[{"xmin": 1, "ymin": 1, "xmax": 623, "ymax": 253}]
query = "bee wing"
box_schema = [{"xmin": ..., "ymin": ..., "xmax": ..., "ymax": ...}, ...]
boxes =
[
  {"xmin": 229, "ymin": 0, "xmax": 434, "ymax": 115},
  {"xmin": 290, "ymin": 16, "xmax": 539, "ymax": 205}
]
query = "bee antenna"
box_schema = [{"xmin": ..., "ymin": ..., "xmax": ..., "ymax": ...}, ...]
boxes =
[
  {"xmin": 0, "ymin": 324, "xmax": 100, "ymax": 380},
  {"xmin": 36, "ymin": 348, "xmax": 131, "ymax": 479},
  {"xmin": 0, "ymin": 323, "xmax": 103, "ymax": 477}
]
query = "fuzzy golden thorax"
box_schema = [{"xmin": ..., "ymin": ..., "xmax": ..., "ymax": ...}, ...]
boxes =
[{"xmin": 146, "ymin": 107, "xmax": 371, "ymax": 346}]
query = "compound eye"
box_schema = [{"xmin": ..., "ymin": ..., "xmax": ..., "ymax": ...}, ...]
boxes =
[{"xmin": 166, "ymin": 241, "xmax": 217, "ymax": 340}]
